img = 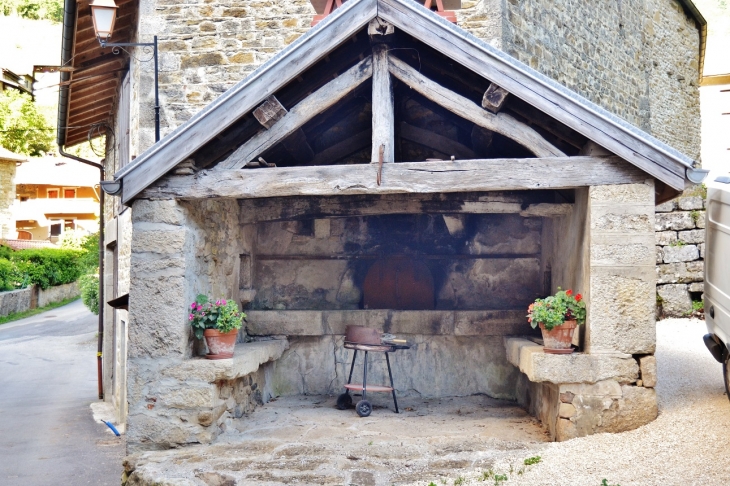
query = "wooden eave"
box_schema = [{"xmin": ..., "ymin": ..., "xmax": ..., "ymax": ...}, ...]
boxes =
[
  {"xmin": 115, "ymin": 0, "xmax": 696, "ymax": 204},
  {"xmin": 60, "ymin": 0, "xmax": 135, "ymax": 148}
]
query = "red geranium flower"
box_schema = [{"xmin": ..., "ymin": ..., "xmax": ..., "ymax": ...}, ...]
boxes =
[
  {"xmin": 565, "ymin": 289, "xmax": 573, "ymax": 297},
  {"xmin": 575, "ymin": 294, "xmax": 582, "ymax": 302}
]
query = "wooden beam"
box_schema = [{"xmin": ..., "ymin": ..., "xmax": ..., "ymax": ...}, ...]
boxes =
[
  {"xmin": 237, "ymin": 192, "xmax": 572, "ymax": 223},
  {"xmin": 482, "ymin": 83, "xmax": 509, "ymax": 113},
  {"xmin": 120, "ymin": 0, "xmax": 378, "ymax": 203},
  {"xmin": 216, "ymin": 56, "xmax": 373, "ymax": 170},
  {"xmin": 311, "ymin": 130, "xmax": 371, "ymax": 165},
  {"xmin": 371, "ymin": 44, "xmax": 395, "ymax": 163},
  {"xmin": 388, "ymin": 56, "xmax": 565, "ymax": 158},
  {"xmin": 400, "ymin": 122, "xmax": 476, "ymax": 159},
  {"xmin": 142, "ymin": 156, "xmax": 645, "ymax": 200},
  {"xmin": 252, "ymin": 95, "xmax": 315, "ymax": 164},
  {"xmin": 253, "ymin": 96, "xmax": 287, "ymax": 128}
]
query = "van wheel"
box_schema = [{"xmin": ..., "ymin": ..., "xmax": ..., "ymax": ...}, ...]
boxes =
[{"xmin": 722, "ymin": 353, "xmax": 730, "ymax": 400}]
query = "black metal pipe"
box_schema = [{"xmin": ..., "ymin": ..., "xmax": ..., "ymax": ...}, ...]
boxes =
[
  {"xmin": 153, "ymin": 36, "xmax": 160, "ymax": 142},
  {"xmin": 59, "ymin": 147, "xmax": 105, "ymax": 400}
]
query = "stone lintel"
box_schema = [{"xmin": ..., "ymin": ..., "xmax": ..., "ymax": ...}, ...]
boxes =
[
  {"xmin": 162, "ymin": 339, "xmax": 289, "ymax": 382},
  {"xmin": 246, "ymin": 309, "xmax": 531, "ymax": 336},
  {"xmin": 504, "ymin": 337, "xmax": 638, "ymax": 384}
]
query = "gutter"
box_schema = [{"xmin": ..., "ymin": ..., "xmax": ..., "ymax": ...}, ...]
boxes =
[{"xmin": 58, "ymin": 0, "xmax": 106, "ymax": 401}]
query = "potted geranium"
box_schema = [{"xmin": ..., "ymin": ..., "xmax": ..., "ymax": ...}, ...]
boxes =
[
  {"xmin": 189, "ymin": 295, "xmax": 245, "ymax": 359},
  {"xmin": 527, "ymin": 288, "xmax": 586, "ymax": 354}
]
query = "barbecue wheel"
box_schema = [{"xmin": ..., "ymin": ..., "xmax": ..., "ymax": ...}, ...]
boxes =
[
  {"xmin": 356, "ymin": 399, "xmax": 372, "ymax": 417},
  {"xmin": 336, "ymin": 393, "xmax": 352, "ymax": 410}
]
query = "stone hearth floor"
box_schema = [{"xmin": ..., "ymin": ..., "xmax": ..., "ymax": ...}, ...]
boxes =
[{"xmin": 123, "ymin": 394, "xmax": 549, "ymax": 485}]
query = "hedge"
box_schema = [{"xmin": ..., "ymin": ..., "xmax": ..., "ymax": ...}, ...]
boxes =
[{"xmin": 0, "ymin": 247, "xmax": 86, "ymax": 290}]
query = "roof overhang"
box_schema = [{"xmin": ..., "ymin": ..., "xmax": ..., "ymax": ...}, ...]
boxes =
[
  {"xmin": 113, "ymin": 0, "xmax": 697, "ymax": 204},
  {"xmin": 57, "ymin": 0, "xmax": 135, "ymax": 148}
]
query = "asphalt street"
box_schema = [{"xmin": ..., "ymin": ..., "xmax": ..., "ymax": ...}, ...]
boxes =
[{"xmin": 0, "ymin": 299, "xmax": 124, "ymax": 485}]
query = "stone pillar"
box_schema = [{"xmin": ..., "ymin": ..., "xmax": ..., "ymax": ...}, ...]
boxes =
[{"xmin": 586, "ymin": 181, "xmax": 657, "ymax": 355}]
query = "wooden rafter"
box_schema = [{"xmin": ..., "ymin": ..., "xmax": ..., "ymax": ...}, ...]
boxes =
[
  {"xmin": 388, "ymin": 56, "xmax": 565, "ymax": 158},
  {"xmin": 216, "ymin": 56, "xmax": 374, "ymax": 170}
]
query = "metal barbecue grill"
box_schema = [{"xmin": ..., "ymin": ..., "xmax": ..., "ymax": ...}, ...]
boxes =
[{"xmin": 336, "ymin": 325, "xmax": 410, "ymax": 417}]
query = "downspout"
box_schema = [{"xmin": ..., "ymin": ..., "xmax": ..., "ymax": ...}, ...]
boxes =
[{"xmin": 58, "ymin": 0, "xmax": 106, "ymax": 401}]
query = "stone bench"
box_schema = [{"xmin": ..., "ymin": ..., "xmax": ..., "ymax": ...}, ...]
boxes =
[{"xmin": 504, "ymin": 337, "xmax": 656, "ymax": 441}]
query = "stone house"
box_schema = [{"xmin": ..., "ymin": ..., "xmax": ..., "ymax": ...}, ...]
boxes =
[
  {"xmin": 0, "ymin": 147, "xmax": 24, "ymax": 240},
  {"xmin": 57, "ymin": 0, "xmax": 705, "ymax": 448},
  {"xmin": 12, "ymin": 157, "xmax": 101, "ymax": 241}
]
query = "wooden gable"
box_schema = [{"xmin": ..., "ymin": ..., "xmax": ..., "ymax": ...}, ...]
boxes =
[{"xmin": 115, "ymin": 0, "xmax": 696, "ymax": 205}]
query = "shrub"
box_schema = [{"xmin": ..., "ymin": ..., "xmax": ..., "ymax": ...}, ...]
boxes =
[
  {"xmin": 0, "ymin": 258, "xmax": 16, "ymax": 291},
  {"xmin": 79, "ymin": 274, "xmax": 99, "ymax": 315},
  {"xmin": 10, "ymin": 248, "xmax": 84, "ymax": 289},
  {"xmin": 60, "ymin": 230, "xmax": 99, "ymax": 273}
]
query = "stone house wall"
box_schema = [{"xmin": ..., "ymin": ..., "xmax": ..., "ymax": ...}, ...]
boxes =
[
  {"xmin": 655, "ymin": 186, "xmax": 706, "ymax": 317},
  {"xmin": 0, "ymin": 159, "xmax": 16, "ymax": 239}
]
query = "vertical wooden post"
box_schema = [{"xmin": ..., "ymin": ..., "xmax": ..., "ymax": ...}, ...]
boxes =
[{"xmin": 371, "ymin": 43, "xmax": 395, "ymax": 163}]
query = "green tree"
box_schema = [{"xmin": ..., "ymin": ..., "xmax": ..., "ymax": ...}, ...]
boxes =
[
  {"xmin": 0, "ymin": 90, "xmax": 55, "ymax": 156},
  {"xmin": 0, "ymin": 0, "xmax": 62, "ymax": 21}
]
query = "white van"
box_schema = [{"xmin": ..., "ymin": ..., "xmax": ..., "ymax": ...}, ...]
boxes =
[{"xmin": 703, "ymin": 175, "xmax": 730, "ymax": 399}]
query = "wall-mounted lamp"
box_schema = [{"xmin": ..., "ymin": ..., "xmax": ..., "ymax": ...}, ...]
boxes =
[
  {"xmin": 90, "ymin": 0, "xmax": 160, "ymax": 142},
  {"xmin": 100, "ymin": 179, "xmax": 123, "ymax": 196}
]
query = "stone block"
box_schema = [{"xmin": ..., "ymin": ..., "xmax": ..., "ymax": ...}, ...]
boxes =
[
  {"xmin": 126, "ymin": 411, "xmax": 216, "ymax": 452},
  {"xmin": 133, "ymin": 228, "xmax": 187, "ymax": 255},
  {"xmin": 639, "ymin": 355, "xmax": 657, "ymax": 387},
  {"xmin": 159, "ymin": 384, "xmax": 219, "ymax": 409},
  {"xmin": 555, "ymin": 382, "xmax": 657, "ymax": 440},
  {"xmin": 558, "ymin": 402, "xmax": 576, "ymax": 418},
  {"xmin": 657, "ymin": 284, "xmax": 692, "ymax": 317},
  {"xmin": 655, "ymin": 212, "xmax": 695, "ymax": 231},
  {"xmin": 505, "ymin": 338, "xmax": 639, "ymax": 384},
  {"xmin": 655, "ymin": 231, "xmax": 677, "ymax": 246},
  {"xmin": 699, "ymin": 243, "xmax": 705, "ymax": 258},
  {"xmin": 132, "ymin": 199, "xmax": 187, "ymax": 225},
  {"xmin": 246, "ymin": 310, "xmax": 325, "ymax": 336},
  {"xmin": 591, "ymin": 243, "xmax": 654, "ymax": 266},
  {"xmin": 592, "ymin": 213, "xmax": 653, "ymax": 232},
  {"xmin": 678, "ymin": 196, "xmax": 703, "ymax": 210},
  {"xmin": 656, "ymin": 246, "xmax": 663, "ymax": 264},
  {"xmin": 162, "ymin": 340, "xmax": 288, "ymax": 382},
  {"xmin": 588, "ymin": 274, "xmax": 655, "ymax": 354},
  {"xmin": 695, "ymin": 211, "xmax": 706, "ymax": 229},
  {"xmin": 662, "ymin": 244, "xmax": 699, "ymax": 263},
  {"xmin": 590, "ymin": 183, "xmax": 653, "ymax": 204},
  {"xmin": 655, "ymin": 200, "xmax": 677, "ymax": 212},
  {"xmin": 128, "ymin": 275, "xmax": 189, "ymax": 358},
  {"xmin": 678, "ymin": 229, "xmax": 705, "ymax": 244},
  {"xmin": 688, "ymin": 282, "xmax": 704, "ymax": 293},
  {"xmin": 656, "ymin": 261, "xmax": 703, "ymax": 284}
]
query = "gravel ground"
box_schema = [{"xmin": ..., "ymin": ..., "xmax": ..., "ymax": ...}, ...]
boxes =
[
  {"xmin": 127, "ymin": 318, "xmax": 730, "ymax": 486},
  {"xmin": 425, "ymin": 318, "xmax": 730, "ymax": 486}
]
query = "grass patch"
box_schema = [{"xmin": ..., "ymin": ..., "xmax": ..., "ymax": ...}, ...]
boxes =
[{"xmin": 0, "ymin": 296, "xmax": 80, "ymax": 326}]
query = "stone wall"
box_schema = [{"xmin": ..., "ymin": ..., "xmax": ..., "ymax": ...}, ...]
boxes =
[
  {"xmin": 655, "ymin": 186, "xmax": 706, "ymax": 317},
  {"xmin": 498, "ymin": 0, "xmax": 701, "ymax": 159},
  {"xmin": 0, "ymin": 282, "xmax": 80, "ymax": 317}
]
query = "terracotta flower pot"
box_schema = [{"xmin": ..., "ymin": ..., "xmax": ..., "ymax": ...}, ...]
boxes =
[
  {"xmin": 539, "ymin": 320, "xmax": 577, "ymax": 354},
  {"xmin": 204, "ymin": 329, "xmax": 238, "ymax": 359}
]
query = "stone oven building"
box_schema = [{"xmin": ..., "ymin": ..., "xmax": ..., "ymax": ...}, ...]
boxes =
[{"xmin": 57, "ymin": 0, "xmax": 704, "ymax": 449}]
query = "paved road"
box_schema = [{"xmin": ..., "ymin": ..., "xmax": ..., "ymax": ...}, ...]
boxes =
[{"xmin": 0, "ymin": 300, "xmax": 124, "ymax": 485}]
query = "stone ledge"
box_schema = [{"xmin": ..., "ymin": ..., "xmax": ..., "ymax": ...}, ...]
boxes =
[
  {"xmin": 246, "ymin": 309, "xmax": 534, "ymax": 336},
  {"xmin": 505, "ymin": 337, "xmax": 639, "ymax": 384},
  {"xmin": 162, "ymin": 339, "xmax": 289, "ymax": 382}
]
